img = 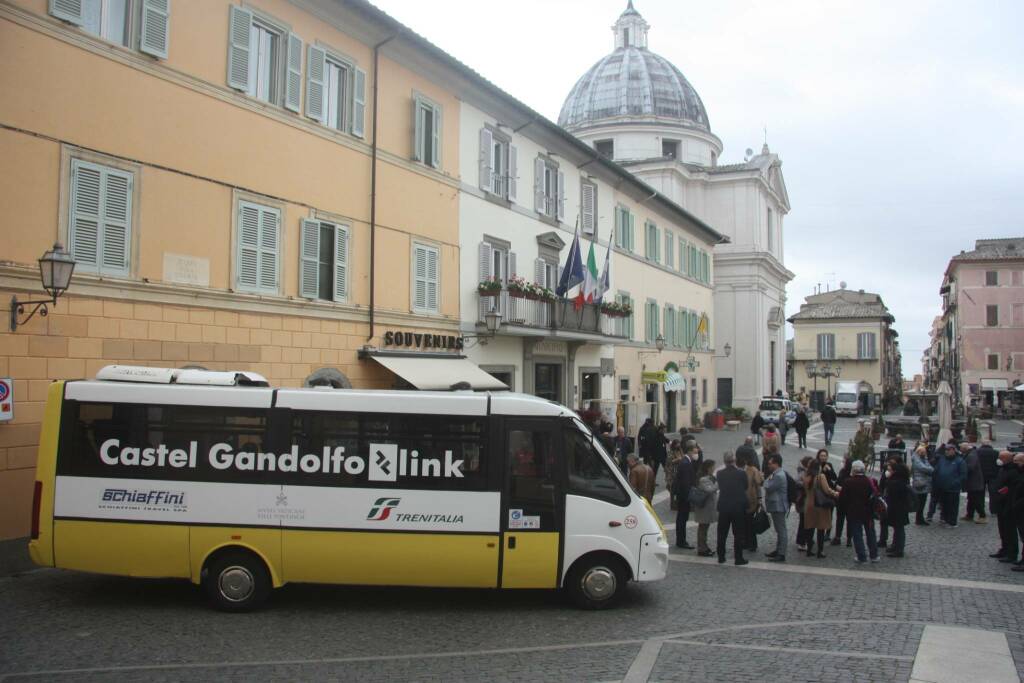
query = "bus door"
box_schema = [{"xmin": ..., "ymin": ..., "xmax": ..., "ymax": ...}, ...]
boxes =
[{"xmin": 500, "ymin": 418, "xmax": 563, "ymax": 588}]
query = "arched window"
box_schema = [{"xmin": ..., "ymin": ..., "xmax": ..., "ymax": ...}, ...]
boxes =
[{"xmin": 304, "ymin": 367, "xmax": 352, "ymax": 389}]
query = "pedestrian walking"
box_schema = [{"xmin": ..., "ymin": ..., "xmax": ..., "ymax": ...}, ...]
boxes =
[
  {"xmin": 763, "ymin": 454, "xmax": 788, "ymax": 562},
  {"xmin": 933, "ymin": 444, "xmax": 966, "ymax": 527},
  {"xmin": 741, "ymin": 450, "xmax": 764, "ymax": 552},
  {"xmin": 627, "ymin": 454, "xmax": 655, "ymax": 503},
  {"xmin": 751, "ymin": 411, "xmax": 765, "ymax": 445},
  {"xmin": 692, "ymin": 460, "xmax": 719, "ymax": 557},
  {"xmin": 672, "ymin": 446, "xmax": 697, "ymax": 549},
  {"xmin": 911, "ymin": 445, "xmax": 935, "ymax": 525},
  {"xmin": 962, "ymin": 443, "xmax": 988, "ymax": 523},
  {"xmin": 716, "ymin": 451, "xmax": 750, "ymax": 565},
  {"xmin": 840, "ymin": 459, "xmax": 881, "ymax": 564},
  {"xmin": 803, "ymin": 460, "xmax": 839, "ymax": 558},
  {"xmin": 637, "ymin": 417, "xmax": 656, "ymax": 470},
  {"xmin": 794, "ymin": 407, "xmax": 810, "ymax": 449},
  {"xmin": 821, "ymin": 401, "xmax": 837, "ymax": 446},
  {"xmin": 885, "ymin": 461, "xmax": 913, "ymax": 557}
]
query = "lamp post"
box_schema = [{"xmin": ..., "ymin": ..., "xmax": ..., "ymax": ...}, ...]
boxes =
[
  {"xmin": 806, "ymin": 361, "xmax": 842, "ymax": 410},
  {"xmin": 10, "ymin": 243, "xmax": 76, "ymax": 332}
]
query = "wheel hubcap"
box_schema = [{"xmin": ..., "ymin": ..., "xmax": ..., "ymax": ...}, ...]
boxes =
[
  {"xmin": 581, "ymin": 566, "xmax": 616, "ymax": 601},
  {"xmin": 219, "ymin": 566, "xmax": 254, "ymax": 602}
]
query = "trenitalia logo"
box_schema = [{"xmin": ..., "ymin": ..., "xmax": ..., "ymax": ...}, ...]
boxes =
[{"xmin": 367, "ymin": 497, "xmax": 401, "ymax": 521}]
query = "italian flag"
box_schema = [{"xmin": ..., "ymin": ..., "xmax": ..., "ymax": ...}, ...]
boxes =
[{"xmin": 583, "ymin": 241, "xmax": 600, "ymax": 304}]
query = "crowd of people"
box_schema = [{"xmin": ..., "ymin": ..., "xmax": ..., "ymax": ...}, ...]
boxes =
[{"xmin": 607, "ymin": 414, "xmax": 1024, "ymax": 573}]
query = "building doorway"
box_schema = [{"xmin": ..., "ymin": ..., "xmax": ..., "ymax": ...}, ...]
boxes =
[
  {"xmin": 535, "ymin": 363, "xmax": 562, "ymax": 404},
  {"xmin": 579, "ymin": 368, "xmax": 600, "ymax": 409},
  {"xmin": 717, "ymin": 378, "xmax": 733, "ymax": 409},
  {"xmin": 665, "ymin": 391, "xmax": 677, "ymax": 431}
]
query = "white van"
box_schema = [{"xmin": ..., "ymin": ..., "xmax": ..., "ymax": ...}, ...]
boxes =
[
  {"xmin": 834, "ymin": 381, "xmax": 860, "ymax": 417},
  {"xmin": 29, "ymin": 365, "xmax": 668, "ymax": 611},
  {"xmin": 758, "ymin": 397, "xmax": 787, "ymax": 424}
]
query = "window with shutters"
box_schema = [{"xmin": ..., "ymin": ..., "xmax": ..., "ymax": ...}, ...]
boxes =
[
  {"xmin": 664, "ymin": 306, "xmax": 676, "ymax": 347},
  {"xmin": 225, "ymin": 6, "xmax": 300, "ymax": 111},
  {"xmin": 987, "ymin": 353, "xmax": 1000, "ymax": 370},
  {"xmin": 1013, "ymin": 303, "xmax": 1024, "ymax": 326},
  {"xmin": 479, "ymin": 127, "xmax": 515, "ymax": 200},
  {"xmin": 412, "ymin": 242, "xmax": 440, "ymax": 314},
  {"xmin": 614, "ymin": 292, "xmax": 633, "ymax": 339},
  {"xmin": 49, "ymin": 0, "xmax": 170, "ymax": 57},
  {"xmin": 413, "ymin": 93, "xmax": 442, "ymax": 169},
  {"xmin": 305, "ymin": 44, "xmax": 366, "ymax": 137},
  {"xmin": 299, "ymin": 218, "xmax": 348, "ymax": 302},
  {"xmin": 986, "ymin": 305, "xmax": 999, "ymax": 327},
  {"xmin": 534, "ymin": 156, "xmax": 563, "ymax": 220},
  {"xmin": 235, "ymin": 200, "xmax": 280, "ymax": 295},
  {"xmin": 857, "ymin": 332, "xmax": 877, "ymax": 359},
  {"xmin": 580, "ymin": 180, "xmax": 597, "ymax": 234},
  {"xmin": 664, "ymin": 231, "xmax": 674, "ymax": 269},
  {"xmin": 645, "ymin": 300, "xmax": 659, "ymax": 344},
  {"xmin": 985, "ymin": 270, "xmax": 998, "ymax": 286},
  {"xmin": 68, "ymin": 159, "xmax": 134, "ymax": 277},
  {"xmin": 678, "ymin": 239, "xmax": 687, "ymax": 275},
  {"xmin": 816, "ymin": 333, "xmax": 836, "ymax": 360},
  {"xmin": 614, "ymin": 206, "xmax": 635, "ymax": 252},
  {"xmin": 645, "ymin": 221, "xmax": 660, "ymax": 263}
]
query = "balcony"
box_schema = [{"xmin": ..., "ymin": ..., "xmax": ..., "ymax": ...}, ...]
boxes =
[{"xmin": 477, "ymin": 292, "xmax": 626, "ymax": 339}]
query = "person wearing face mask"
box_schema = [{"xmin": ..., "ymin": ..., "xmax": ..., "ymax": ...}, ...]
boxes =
[{"xmin": 990, "ymin": 450, "xmax": 1019, "ymax": 565}]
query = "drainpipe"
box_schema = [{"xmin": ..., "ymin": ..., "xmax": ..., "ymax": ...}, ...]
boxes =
[{"xmin": 368, "ymin": 34, "xmax": 397, "ymax": 342}]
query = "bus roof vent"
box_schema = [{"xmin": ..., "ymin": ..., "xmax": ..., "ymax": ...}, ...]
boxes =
[{"xmin": 96, "ymin": 365, "xmax": 270, "ymax": 387}]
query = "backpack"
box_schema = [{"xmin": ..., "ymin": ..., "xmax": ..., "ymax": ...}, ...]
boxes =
[
  {"xmin": 785, "ymin": 471, "xmax": 800, "ymax": 508},
  {"xmin": 868, "ymin": 477, "xmax": 887, "ymax": 520}
]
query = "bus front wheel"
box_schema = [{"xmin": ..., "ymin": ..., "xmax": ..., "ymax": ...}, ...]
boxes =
[
  {"xmin": 565, "ymin": 554, "xmax": 627, "ymax": 610},
  {"xmin": 202, "ymin": 549, "xmax": 272, "ymax": 612}
]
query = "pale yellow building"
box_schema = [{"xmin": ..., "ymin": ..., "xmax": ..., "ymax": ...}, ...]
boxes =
[
  {"xmin": 0, "ymin": 0, "xmax": 472, "ymax": 539},
  {"xmin": 788, "ymin": 289, "xmax": 901, "ymax": 413}
]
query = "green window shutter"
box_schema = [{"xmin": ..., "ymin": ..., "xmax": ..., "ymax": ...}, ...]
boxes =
[
  {"xmin": 676, "ymin": 308, "xmax": 684, "ymax": 348},
  {"xmin": 100, "ymin": 168, "xmax": 132, "ymax": 275},
  {"xmin": 426, "ymin": 246, "xmax": 439, "ymax": 310},
  {"xmin": 614, "ymin": 208, "xmax": 622, "ymax": 247},
  {"xmin": 352, "ymin": 67, "xmax": 367, "ymax": 138},
  {"xmin": 69, "ymin": 160, "xmax": 101, "ymax": 271},
  {"xmin": 655, "ymin": 226, "xmax": 661, "ymax": 263},
  {"xmin": 413, "ymin": 98, "xmax": 424, "ymax": 162},
  {"xmin": 305, "ymin": 45, "xmax": 326, "ymax": 123},
  {"xmin": 479, "ymin": 127, "xmax": 493, "ymax": 191},
  {"xmin": 431, "ymin": 104, "xmax": 442, "ymax": 169},
  {"xmin": 258, "ymin": 207, "xmax": 279, "ymax": 291},
  {"xmin": 333, "ymin": 225, "xmax": 348, "ymax": 301},
  {"xmin": 628, "ymin": 213, "xmax": 636, "ymax": 252},
  {"xmin": 556, "ymin": 170, "xmax": 565, "ymax": 221},
  {"xmin": 284, "ymin": 33, "xmax": 302, "ymax": 113},
  {"xmin": 508, "ymin": 145, "xmax": 518, "ymax": 201},
  {"xmin": 299, "ymin": 218, "xmax": 320, "ymax": 298},
  {"xmin": 237, "ymin": 202, "xmax": 261, "ymax": 290},
  {"xmin": 49, "ymin": 0, "xmax": 84, "ymax": 25},
  {"xmin": 627, "ymin": 296, "xmax": 634, "ymax": 339},
  {"xmin": 226, "ymin": 5, "xmax": 252, "ymax": 91},
  {"xmin": 139, "ymin": 0, "xmax": 170, "ymax": 59}
]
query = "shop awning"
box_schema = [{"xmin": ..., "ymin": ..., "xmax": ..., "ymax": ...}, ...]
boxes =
[
  {"xmin": 663, "ymin": 372, "xmax": 685, "ymax": 391},
  {"xmin": 367, "ymin": 354, "xmax": 508, "ymax": 391},
  {"xmin": 981, "ymin": 378, "xmax": 1009, "ymax": 391}
]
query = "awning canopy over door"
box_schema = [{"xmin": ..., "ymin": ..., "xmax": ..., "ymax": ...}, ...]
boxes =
[
  {"xmin": 663, "ymin": 372, "xmax": 685, "ymax": 391},
  {"xmin": 368, "ymin": 354, "xmax": 508, "ymax": 391},
  {"xmin": 981, "ymin": 378, "xmax": 1009, "ymax": 391}
]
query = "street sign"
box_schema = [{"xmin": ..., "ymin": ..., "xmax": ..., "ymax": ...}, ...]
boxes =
[
  {"xmin": 0, "ymin": 378, "xmax": 12, "ymax": 422},
  {"xmin": 641, "ymin": 371, "xmax": 667, "ymax": 384}
]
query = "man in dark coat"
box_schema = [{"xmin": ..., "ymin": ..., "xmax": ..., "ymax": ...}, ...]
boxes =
[
  {"xmin": 736, "ymin": 436, "xmax": 759, "ymax": 472},
  {"xmin": 977, "ymin": 440, "xmax": 999, "ymax": 497},
  {"xmin": 838, "ymin": 460, "xmax": 879, "ymax": 563},
  {"xmin": 637, "ymin": 418, "xmax": 656, "ymax": 468},
  {"xmin": 672, "ymin": 449, "xmax": 697, "ymax": 549},
  {"xmin": 990, "ymin": 450, "xmax": 1019, "ymax": 564},
  {"xmin": 794, "ymin": 408, "xmax": 810, "ymax": 449},
  {"xmin": 821, "ymin": 401, "xmax": 837, "ymax": 446},
  {"xmin": 715, "ymin": 451, "xmax": 750, "ymax": 565}
]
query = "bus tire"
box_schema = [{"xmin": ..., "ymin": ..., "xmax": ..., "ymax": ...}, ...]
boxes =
[
  {"xmin": 564, "ymin": 554, "xmax": 627, "ymax": 610},
  {"xmin": 202, "ymin": 549, "xmax": 271, "ymax": 612}
]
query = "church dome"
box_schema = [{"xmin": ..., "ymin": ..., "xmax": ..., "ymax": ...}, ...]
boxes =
[{"xmin": 558, "ymin": 3, "xmax": 710, "ymax": 134}]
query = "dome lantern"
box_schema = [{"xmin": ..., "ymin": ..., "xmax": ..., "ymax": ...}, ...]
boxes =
[{"xmin": 613, "ymin": 1, "xmax": 649, "ymax": 50}]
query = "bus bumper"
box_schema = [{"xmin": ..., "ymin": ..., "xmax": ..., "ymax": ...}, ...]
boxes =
[{"xmin": 636, "ymin": 532, "xmax": 669, "ymax": 582}]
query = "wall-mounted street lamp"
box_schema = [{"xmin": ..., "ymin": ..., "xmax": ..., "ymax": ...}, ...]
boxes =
[
  {"xmin": 10, "ymin": 243, "xmax": 76, "ymax": 332},
  {"xmin": 464, "ymin": 307, "xmax": 503, "ymax": 348},
  {"xmin": 714, "ymin": 342, "xmax": 732, "ymax": 358}
]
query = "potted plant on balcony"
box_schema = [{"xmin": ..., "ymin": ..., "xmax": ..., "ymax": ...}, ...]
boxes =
[
  {"xmin": 477, "ymin": 277, "xmax": 502, "ymax": 299},
  {"xmin": 507, "ymin": 275, "xmax": 533, "ymax": 299},
  {"xmin": 600, "ymin": 301, "xmax": 632, "ymax": 318},
  {"xmin": 535, "ymin": 285, "xmax": 557, "ymax": 303}
]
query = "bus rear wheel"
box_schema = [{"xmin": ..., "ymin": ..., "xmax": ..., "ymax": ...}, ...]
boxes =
[
  {"xmin": 565, "ymin": 555, "xmax": 627, "ymax": 610},
  {"xmin": 203, "ymin": 549, "xmax": 271, "ymax": 612}
]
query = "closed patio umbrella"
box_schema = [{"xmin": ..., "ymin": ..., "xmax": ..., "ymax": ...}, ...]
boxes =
[{"xmin": 936, "ymin": 380, "xmax": 953, "ymax": 444}]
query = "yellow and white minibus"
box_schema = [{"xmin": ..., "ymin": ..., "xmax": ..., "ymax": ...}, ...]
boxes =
[{"xmin": 29, "ymin": 366, "xmax": 668, "ymax": 610}]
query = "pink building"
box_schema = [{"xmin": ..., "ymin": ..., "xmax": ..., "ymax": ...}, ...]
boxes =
[{"xmin": 939, "ymin": 238, "xmax": 1024, "ymax": 412}]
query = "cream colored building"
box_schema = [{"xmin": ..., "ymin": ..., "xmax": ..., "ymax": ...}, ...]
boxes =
[
  {"xmin": 0, "ymin": 0, "xmax": 481, "ymax": 540},
  {"xmin": 788, "ymin": 289, "xmax": 902, "ymax": 413}
]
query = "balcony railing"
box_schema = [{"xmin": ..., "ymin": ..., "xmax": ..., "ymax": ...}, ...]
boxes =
[{"xmin": 478, "ymin": 292, "xmax": 625, "ymax": 338}]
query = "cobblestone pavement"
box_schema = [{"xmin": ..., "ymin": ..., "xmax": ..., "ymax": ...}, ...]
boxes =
[{"xmin": 2, "ymin": 417, "xmax": 1023, "ymax": 682}]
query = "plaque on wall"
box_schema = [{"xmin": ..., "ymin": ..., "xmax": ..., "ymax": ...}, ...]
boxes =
[{"xmin": 163, "ymin": 253, "xmax": 210, "ymax": 287}]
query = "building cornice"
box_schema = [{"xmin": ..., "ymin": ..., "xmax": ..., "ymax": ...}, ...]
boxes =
[{"xmin": 713, "ymin": 251, "xmax": 795, "ymax": 283}]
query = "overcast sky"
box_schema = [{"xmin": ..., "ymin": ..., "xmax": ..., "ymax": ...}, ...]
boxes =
[{"xmin": 372, "ymin": 0, "xmax": 1024, "ymax": 376}]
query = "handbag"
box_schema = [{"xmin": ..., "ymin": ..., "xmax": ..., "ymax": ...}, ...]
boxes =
[
  {"xmin": 688, "ymin": 485, "xmax": 709, "ymax": 507},
  {"xmin": 814, "ymin": 479, "xmax": 836, "ymax": 509},
  {"xmin": 752, "ymin": 506, "xmax": 770, "ymax": 535}
]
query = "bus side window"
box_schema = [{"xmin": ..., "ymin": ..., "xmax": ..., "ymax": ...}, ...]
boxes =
[
  {"xmin": 566, "ymin": 429, "xmax": 630, "ymax": 506},
  {"xmin": 508, "ymin": 429, "xmax": 555, "ymax": 501}
]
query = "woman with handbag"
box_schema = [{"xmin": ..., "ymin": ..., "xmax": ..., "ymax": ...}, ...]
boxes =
[
  {"xmin": 691, "ymin": 459, "xmax": 719, "ymax": 557},
  {"xmin": 884, "ymin": 461, "xmax": 913, "ymax": 557},
  {"xmin": 795, "ymin": 456, "xmax": 813, "ymax": 550},
  {"xmin": 742, "ymin": 451, "xmax": 765, "ymax": 551},
  {"xmin": 803, "ymin": 460, "xmax": 839, "ymax": 558}
]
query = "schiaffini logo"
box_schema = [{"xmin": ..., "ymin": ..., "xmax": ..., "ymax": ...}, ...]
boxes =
[{"xmin": 367, "ymin": 497, "xmax": 401, "ymax": 521}]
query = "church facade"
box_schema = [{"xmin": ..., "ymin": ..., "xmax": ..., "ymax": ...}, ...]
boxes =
[{"xmin": 558, "ymin": 2, "xmax": 794, "ymax": 412}]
